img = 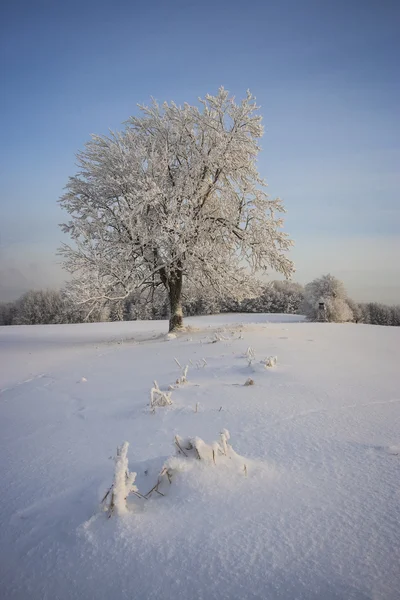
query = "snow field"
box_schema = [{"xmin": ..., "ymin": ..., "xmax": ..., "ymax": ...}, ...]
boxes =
[{"xmin": 0, "ymin": 314, "xmax": 399, "ymax": 599}]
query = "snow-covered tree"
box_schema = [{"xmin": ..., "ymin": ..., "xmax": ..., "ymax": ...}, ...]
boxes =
[
  {"xmin": 0, "ymin": 301, "xmax": 18, "ymax": 326},
  {"xmin": 390, "ymin": 305, "xmax": 400, "ymax": 327},
  {"xmin": 359, "ymin": 302, "xmax": 400, "ymax": 326},
  {"xmin": 221, "ymin": 280, "xmax": 304, "ymax": 314},
  {"xmin": 59, "ymin": 88, "xmax": 293, "ymax": 331},
  {"xmin": 13, "ymin": 289, "xmax": 67, "ymax": 325},
  {"xmin": 364, "ymin": 302, "xmax": 393, "ymax": 326},
  {"xmin": 301, "ymin": 274, "xmax": 353, "ymax": 322},
  {"xmin": 346, "ymin": 298, "xmax": 363, "ymax": 323}
]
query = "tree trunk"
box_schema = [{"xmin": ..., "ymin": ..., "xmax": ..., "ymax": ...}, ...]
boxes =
[{"xmin": 168, "ymin": 270, "xmax": 183, "ymax": 332}]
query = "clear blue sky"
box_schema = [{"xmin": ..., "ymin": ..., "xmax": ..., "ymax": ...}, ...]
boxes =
[{"xmin": 0, "ymin": 0, "xmax": 399, "ymax": 303}]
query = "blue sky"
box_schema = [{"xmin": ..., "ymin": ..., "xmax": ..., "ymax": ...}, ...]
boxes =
[{"xmin": 0, "ymin": 0, "xmax": 399, "ymax": 303}]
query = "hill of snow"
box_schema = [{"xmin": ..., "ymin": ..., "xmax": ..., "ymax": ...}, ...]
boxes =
[{"xmin": 0, "ymin": 314, "xmax": 399, "ymax": 599}]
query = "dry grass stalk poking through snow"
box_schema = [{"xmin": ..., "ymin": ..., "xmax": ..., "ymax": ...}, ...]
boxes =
[
  {"xmin": 150, "ymin": 380, "xmax": 172, "ymax": 411},
  {"xmin": 176, "ymin": 365, "xmax": 188, "ymax": 385},
  {"xmin": 169, "ymin": 359, "xmax": 189, "ymax": 389},
  {"xmin": 174, "ymin": 357, "xmax": 183, "ymax": 369},
  {"xmin": 173, "ymin": 429, "xmax": 239, "ymax": 465},
  {"xmin": 187, "ymin": 357, "xmax": 207, "ymax": 369},
  {"xmin": 208, "ymin": 331, "xmax": 229, "ymax": 344},
  {"xmin": 194, "ymin": 358, "xmax": 207, "ymax": 369}
]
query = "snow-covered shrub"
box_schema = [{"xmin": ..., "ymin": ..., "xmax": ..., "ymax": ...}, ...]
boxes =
[
  {"xmin": 301, "ymin": 274, "xmax": 354, "ymax": 322},
  {"xmin": 150, "ymin": 381, "xmax": 172, "ymax": 410},
  {"xmin": 244, "ymin": 377, "xmax": 255, "ymax": 386},
  {"xmin": 102, "ymin": 442, "xmax": 138, "ymax": 516},
  {"xmin": 324, "ymin": 297, "xmax": 353, "ymax": 323}
]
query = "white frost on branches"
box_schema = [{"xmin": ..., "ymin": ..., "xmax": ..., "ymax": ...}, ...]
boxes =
[{"xmin": 59, "ymin": 88, "xmax": 293, "ymax": 330}]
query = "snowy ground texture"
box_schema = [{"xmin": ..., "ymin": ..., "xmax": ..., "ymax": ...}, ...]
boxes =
[{"xmin": 1, "ymin": 314, "xmax": 399, "ymax": 600}]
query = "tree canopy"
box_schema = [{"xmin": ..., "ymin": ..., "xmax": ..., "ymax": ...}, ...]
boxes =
[{"xmin": 59, "ymin": 88, "xmax": 293, "ymax": 330}]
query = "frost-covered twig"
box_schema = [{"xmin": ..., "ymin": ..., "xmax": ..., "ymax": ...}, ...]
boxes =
[{"xmin": 245, "ymin": 346, "xmax": 256, "ymax": 365}]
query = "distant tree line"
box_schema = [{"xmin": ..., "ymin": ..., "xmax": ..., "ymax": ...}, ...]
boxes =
[
  {"xmin": 0, "ymin": 275, "xmax": 399, "ymax": 327},
  {"xmin": 0, "ymin": 289, "xmax": 108, "ymax": 326}
]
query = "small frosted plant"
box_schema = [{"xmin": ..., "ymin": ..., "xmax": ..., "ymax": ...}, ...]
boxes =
[
  {"xmin": 102, "ymin": 442, "xmax": 138, "ymax": 516},
  {"xmin": 171, "ymin": 429, "xmax": 248, "ymax": 471},
  {"xmin": 143, "ymin": 429, "xmax": 249, "ymax": 499},
  {"xmin": 264, "ymin": 356, "xmax": 277, "ymax": 368}
]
